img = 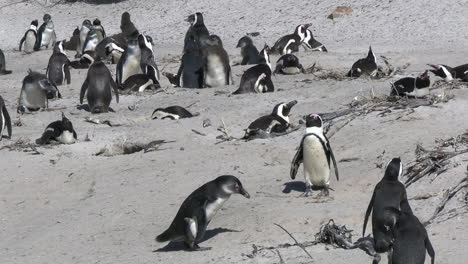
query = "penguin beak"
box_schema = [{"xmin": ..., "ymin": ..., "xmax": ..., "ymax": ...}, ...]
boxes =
[
  {"xmin": 427, "ymin": 64, "xmax": 439, "ymax": 70},
  {"xmin": 420, "ymin": 70, "xmax": 429, "ymax": 79},
  {"xmin": 239, "ymin": 186, "xmax": 250, "ymax": 198},
  {"xmin": 286, "ymin": 100, "xmax": 298, "ymax": 109}
]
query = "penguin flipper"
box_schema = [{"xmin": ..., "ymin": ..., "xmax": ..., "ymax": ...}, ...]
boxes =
[
  {"xmin": 64, "ymin": 65, "xmax": 71, "ymax": 85},
  {"xmin": 19, "ymin": 35, "xmax": 26, "ymax": 51},
  {"xmin": 363, "ymin": 191, "xmax": 375, "ymax": 236},
  {"xmin": 80, "ymin": 79, "xmax": 89, "ymax": 104},
  {"xmin": 425, "ymin": 236, "xmax": 435, "ymax": 264},
  {"xmin": 325, "ymin": 135, "xmax": 339, "ymax": 181},
  {"xmin": 290, "ymin": 139, "xmax": 304, "ymax": 179},
  {"xmin": 3, "ymin": 105, "xmax": 12, "ymax": 139},
  {"xmin": 110, "ymin": 78, "xmax": 119, "ymax": 103}
]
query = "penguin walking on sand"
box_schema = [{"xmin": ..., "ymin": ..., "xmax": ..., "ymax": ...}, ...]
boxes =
[
  {"xmin": 34, "ymin": 14, "xmax": 56, "ymax": 51},
  {"xmin": 390, "ymin": 70, "xmax": 430, "ymax": 97},
  {"xmin": 36, "ymin": 113, "xmax": 77, "ymax": 145},
  {"xmin": 274, "ymin": 54, "xmax": 305, "ymax": 75},
  {"xmin": 362, "ymin": 158, "xmax": 413, "ymax": 257},
  {"xmin": 151, "ymin": 106, "xmax": 196, "ymax": 120},
  {"xmin": 243, "ymin": 100, "xmax": 297, "ymax": 140},
  {"xmin": 347, "ymin": 46, "xmax": 378, "ymax": 77},
  {"xmin": 116, "ymin": 32, "xmax": 142, "ymax": 85},
  {"xmin": 428, "ymin": 63, "xmax": 468, "ymax": 82},
  {"xmin": 271, "ymin": 24, "xmax": 310, "ymax": 55},
  {"xmin": 46, "ymin": 41, "xmax": 71, "ymax": 86},
  {"xmin": 232, "ymin": 44, "xmax": 273, "ymax": 94},
  {"xmin": 156, "ymin": 175, "xmax": 250, "ymax": 250},
  {"xmin": 0, "ymin": 49, "xmax": 12, "ymax": 75},
  {"xmin": 0, "ymin": 95, "xmax": 12, "ymax": 140},
  {"xmin": 19, "ymin": 20, "xmax": 39, "ymax": 54},
  {"xmin": 202, "ymin": 35, "xmax": 232, "ymax": 87},
  {"xmin": 302, "ymin": 28, "xmax": 327, "ymax": 52},
  {"xmin": 17, "ymin": 70, "xmax": 61, "ymax": 113},
  {"xmin": 290, "ymin": 114, "xmax": 339, "ymax": 197},
  {"xmin": 184, "ymin": 12, "xmax": 210, "ymax": 50},
  {"xmin": 236, "ymin": 36, "xmax": 259, "ymax": 65}
]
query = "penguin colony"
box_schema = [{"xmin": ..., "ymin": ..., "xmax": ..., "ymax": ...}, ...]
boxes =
[{"xmin": 4, "ymin": 9, "xmax": 467, "ymax": 263}]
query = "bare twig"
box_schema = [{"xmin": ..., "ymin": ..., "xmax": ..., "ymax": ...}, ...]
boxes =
[{"xmin": 274, "ymin": 223, "xmax": 313, "ymax": 260}]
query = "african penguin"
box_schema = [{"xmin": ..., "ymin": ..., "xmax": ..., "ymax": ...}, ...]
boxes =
[
  {"xmin": 80, "ymin": 61, "xmax": 119, "ymax": 114},
  {"xmin": 156, "ymin": 175, "xmax": 250, "ymax": 250},
  {"xmin": 428, "ymin": 63, "xmax": 468, "ymax": 82},
  {"xmin": 202, "ymin": 35, "xmax": 232, "ymax": 87},
  {"xmin": 116, "ymin": 32, "xmax": 142, "ymax": 85},
  {"xmin": 274, "ymin": 54, "xmax": 305, "ymax": 75},
  {"xmin": 138, "ymin": 34, "xmax": 160, "ymax": 82},
  {"xmin": 93, "ymin": 18, "xmax": 106, "ymax": 42},
  {"xmin": 34, "ymin": 14, "xmax": 56, "ymax": 51},
  {"xmin": 390, "ymin": 70, "xmax": 430, "ymax": 97},
  {"xmin": 77, "ymin": 19, "xmax": 92, "ymax": 57},
  {"xmin": 290, "ymin": 114, "xmax": 339, "ymax": 197},
  {"xmin": 120, "ymin": 65, "xmax": 160, "ymax": 92},
  {"xmin": 17, "ymin": 70, "xmax": 61, "ymax": 113},
  {"xmin": 63, "ymin": 26, "xmax": 80, "ymax": 51},
  {"xmin": 0, "ymin": 49, "xmax": 12, "ymax": 75},
  {"xmin": 70, "ymin": 50, "xmax": 96, "ymax": 69},
  {"xmin": 46, "ymin": 41, "xmax": 71, "ymax": 86},
  {"xmin": 347, "ymin": 46, "xmax": 378, "ymax": 77},
  {"xmin": 120, "ymin": 12, "xmax": 138, "ymax": 37},
  {"xmin": 151, "ymin": 106, "xmax": 195, "ymax": 120},
  {"xmin": 243, "ymin": 100, "xmax": 297, "ymax": 140},
  {"xmin": 236, "ymin": 36, "xmax": 259, "ymax": 65},
  {"xmin": 302, "ymin": 28, "xmax": 327, "ymax": 52},
  {"xmin": 36, "ymin": 113, "xmax": 77, "ymax": 145},
  {"xmin": 104, "ymin": 41, "xmax": 124, "ymax": 64},
  {"xmin": 19, "ymin": 20, "xmax": 39, "ymax": 54},
  {"xmin": 271, "ymin": 24, "xmax": 310, "ymax": 55},
  {"xmin": 362, "ymin": 158, "xmax": 413, "ymax": 255},
  {"xmin": 82, "ymin": 28, "xmax": 99, "ymax": 54},
  {"xmin": 232, "ymin": 44, "xmax": 273, "ymax": 94},
  {"xmin": 0, "ymin": 95, "xmax": 12, "ymax": 140},
  {"xmin": 184, "ymin": 12, "xmax": 210, "ymax": 50}
]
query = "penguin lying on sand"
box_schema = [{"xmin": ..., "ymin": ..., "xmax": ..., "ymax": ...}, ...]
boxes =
[
  {"xmin": 428, "ymin": 63, "xmax": 468, "ymax": 82},
  {"xmin": 151, "ymin": 106, "xmax": 196, "ymax": 120},
  {"xmin": 390, "ymin": 70, "xmax": 430, "ymax": 97},
  {"xmin": 347, "ymin": 46, "xmax": 378, "ymax": 78},
  {"xmin": 36, "ymin": 113, "xmax": 77, "ymax": 145}
]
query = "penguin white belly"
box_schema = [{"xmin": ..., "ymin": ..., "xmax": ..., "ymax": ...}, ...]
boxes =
[
  {"xmin": 138, "ymin": 79, "xmax": 153, "ymax": 92},
  {"xmin": 205, "ymin": 55, "xmax": 226, "ymax": 87},
  {"xmin": 84, "ymin": 39, "xmax": 98, "ymax": 52},
  {"xmin": 303, "ymin": 137, "xmax": 330, "ymax": 186},
  {"xmin": 57, "ymin": 131, "xmax": 76, "ymax": 144},
  {"xmin": 282, "ymin": 67, "xmax": 300, "ymax": 74},
  {"xmin": 0, "ymin": 111, "xmax": 5, "ymax": 138},
  {"xmin": 254, "ymin": 73, "xmax": 266, "ymax": 93},
  {"xmin": 122, "ymin": 56, "xmax": 142, "ymax": 83},
  {"xmin": 407, "ymin": 88, "xmax": 429, "ymax": 97},
  {"xmin": 41, "ymin": 28, "xmax": 53, "ymax": 46},
  {"xmin": 205, "ymin": 197, "xmax": 227, "ymax": 222},
  {"xmin": 24, "ymin": 32, "xmax": 36, "ymax": 53},
  {"xmin": 152, "ymin": 111, "xmax": 179, "ymax": 120}
]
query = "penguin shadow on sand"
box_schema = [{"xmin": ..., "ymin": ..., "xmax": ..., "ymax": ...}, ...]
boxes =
[
  {"xmin": 153, "ymin": 228, "xmax": 240, "ymax": 252},
  {"xmin": 282, "ymin": 182, "xmax": 334, "ymax": 201},
  {"xmin": 76, "ymin": 104, "xmax": 115, "ymax": 113}
]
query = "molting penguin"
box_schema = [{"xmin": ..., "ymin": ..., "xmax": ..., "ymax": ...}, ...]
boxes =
[
  {"xmin": 36, "ymin": 113, "xmax": 77, "ymax": 145},
  {"xmin": 0, "ymin": 49, "xmax": 12, "ymax": 75},
  {"xmin": 236, "ymin": 36, "xmax": 259, "ymax": 65},
  {"xmin": 0, "ymin": 95, "xmax": 12, "ymax": 140},
  {"xmin": 80, "ymin": 61, "xmax": 119, "ymax": 114},
  {"xmin": 271, "ymin": 24, "xmax": 310, "ymax": 55},
  {"xmin": 46, "ymin": 41, "xmax": 71, "ymax": 86},
  {"xmin": 138, "ymin": 34, "xmax": 160, "ymax": 82},
  {"xmin": 302, "ymin": 28, "xmax": 327, "ymax": 52},
  {"xmin": 63, "ymin": 27, "xmax": 80, "ymax": 51},
  {"xmin": 151, "ymin": 106, "xmax": 196, "ymax": 120},
  {"xmin": 19, "ymin": 20, "xmax": 39, "ymax": 54},
  {"xmin": 232, "ymin": 44, "xmax": 273, "ymax": 94},
  {"xmin": 156, "ymin": 175, "xmax": 250, "ymax": 250},
  {"xmin": 428, "ymin": 63, "xmax": 468, "ymax": 82},
  {"xmin": 243, "ymin": 100, "xmax": 297, "ymax": 140},
  {"xmin": 184, "ymin": 12, "xmax": 210, "ymax": 50},
  {"xmin": 93, "ymin": 18, "xmax": 106, "ymax": 42},
  {"xmin": 390, "ymin": 70, "xmax": 430, "ymax": 97},
  {"xmin": 34, "ymin": 14, "xmax": 56, "ymax": 51},
  {"xmin": 274, "ymin": 54, "xmax": 305, "ymax": 75},
  {"xmin": 77, "ymin": 20, "xmax": 92, "ymax": 57},
  {"xmin": 202, "ymin": 35, "xmax": 232, "ymax": 87},
  {"xmin": 120, "ymin": 65, "xmax": 160, "ymax": 92},
  {"xmin": 116, "ymin": 32, "xmax": 142, "ymax": 85},
  {"xmin": 362, "ymin": 158, "xmax": 413, "ymax": 255},
  {"xmin": 347, "ymin": 46, "xmax": 378, "ymax": 77},
  {"xmin": 290, "ymin": 114, "xmax": 339, "ymax": 197},
  {"xmin": 17, "ymin": 70, "xmax": 61, "ymax": 113}
]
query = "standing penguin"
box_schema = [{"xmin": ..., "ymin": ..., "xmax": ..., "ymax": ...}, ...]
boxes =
[
  {"xmin": 428, "ymin": 63, "xmax": 468, "ymax": 82},
  {"xmin": 232, "ymin": 44, "xmax": 273, "ymax": 94},
  {"xmin": 347, "ymin": 46, "xmax": 378, "ymax": 77},
  {"xmin": 34, "ymin": 14, "xmax": 56, "ymax": 51},
  {"xmin": 0, "ymin": 49, "xmax": 12, "ymax": 75},
  {"xmin": 362, "ymin": 158, "xmax": 413, "ymax": 256},
  {"xmin": 0, "ymin": 95, "xmax": 12, "ymax": 140},
  {"xmin": 243, "ymin": 100, "xmax": 297, "ymax": 140},
  {"xmin": 236, "ymin": 36, "xmax": 259, "ymax": 65},
  {"xmin": 390, "ymin": 70, "xmax": 430, "ymax": 97},
  {"xmin": 274, "ymin": 54, "xmax": 305, "ymax": 75},
  {"xmin": 120, "ymin": 12, "xmax": 138, "ymax": 37},
  {"xmin": 302, "ymin": 28, "xmax": 327, "ymax": 52},
  {"xmin": 77, "ymin": 20, "xmax": 92, "ymax": 57},
  {"xmin": 17, "ymin": 70, "xmax": 61, "ymax": 113},
  {"xmin": 46, "ymin": 41, "xmax": 71, "ymax": 86},
  {"xmin": 36, "ymin": 113, "xmax": 77, "ymax": 145},
  {"xmin": 80, "ymin": 61, "xmax": 119, "ymax": 114},
  {"xmin": 116, "ymin": 32, "xmax": 142, "ymax": 85},
  {"xmin": 82, "ymin": 28, "xmax": 99, "ymax": 54},
  {"xmin": 202, "ymin": 35, "xmax": 231, "ymax": 87},
  {"xmin": 138, "ymin": 34, "xmax": 160, "ymax": 82},
  {"xmin": 156, "ymin": 175, "xmax": 250, "ymax": 250},
  {"xmin": 290, "ymin": 114, "xmax": 339, "ymax": 197},
  {"xmin": 93, "ymin": 18, "xmax": 106, "ymax": 42},
  {"xmin": 271, "ymin": 24, "xmax": 310, "ymax": 55},
  {"xmin": 19, "ymin": 20, "xmax": 39, "ymax": 54},
  {"xmin": 184, "ymin": 12, "xmax": 209, "ymax": 50},
  {"xmin": 63, "ymin": 27, "xmax": 81, "ymax": 51}
]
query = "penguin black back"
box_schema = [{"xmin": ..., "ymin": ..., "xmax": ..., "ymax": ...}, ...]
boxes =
[
  {"xmin": 0, "ymin": 95, "xmax": 12, "ymax": 140},
  {"xmin": 233, "ymin": 45, "xmax": 273, "ymax": 94},
  {"xmin": 151, "ymin": 106, "xmax": 194, "ymax": 120},
  {"xmin": 184, "ymin": 12, "xmax": 209, "ymax": 50},
  {"xmin": 0, "ymin": 49, "xmax": 12, "ymax": 75},
  {"xmin": 347, "ymin": 46, "xmax": 378, "ymax": 77}
]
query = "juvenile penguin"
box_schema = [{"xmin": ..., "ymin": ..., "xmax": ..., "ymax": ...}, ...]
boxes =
[
  {"xmin": 120, "ymin": 12, "xmax": 138, "ymax": 37},
  {"xmin": 302, "ymin": 28, "xmax": 327, "ymax": 52},
  {"xmin": 77, "ymin": 19, "xmax": 92, "ymax": 57},
  {"xmin": 116, "ymin": 32, "xmax": 142, "ymax": 85},
  {"xmin": 382, "ymin": 208, "xmax": 435, "ymax": 264},
  {"xmin": 80, "ymin": 61, "xmax": 119, "ymax": 114},
  {"xmin": 0, "ymin": 95, "xmax": 12, "ymax": 140},
  {"xmin": 362, "ymin": 158, "xmax": 413, "ymax": 255},
  {"xmin": 121, "ymin": 65, "xmax": 160, "ymax": 92},
  {"xmin": 151, "ymin": 106, "xmax": 195, "ymax": 120},
  {"xmin": 18, "ymin": 70, "xmax": 61, "ymax": 113},
  {"xmin": 34, "ymin": 14, "xmax": 56, "ymax": 51},
  {"xmin": 202, "ymin": 35, "xmax": 231, "ymax": 87},
  {"xmin": 93, "ymin": 18, "xmax": 106, "ymax": 42},
  {"xmin": 232, "ymin": 44, "xmax": 273, "ymax": 94},
  {"xmin": 19, "ymin": 20, "xmax": 39, "ymax": 54},
  {"xmin": 184, "ymin": 12, "xmax": 210, "ymax": 50},
  {"xmin": 82, "ymin": 28, "xmax": 99, "ymax": 53},
  {"xmin": 63, "ymin": 27, "xmax": 80, "ymax": 51},
  {"xmin": 138, "ymin": 34, "xmax": 160, "ymax": 82},
  {"xmin": 271, "ymin": 24, "xmax": 310, "ymax": 55},
  {"xmin": 290, "ymin": 114, "xmax": 339, "ymax": 197},
  {"xmin": 347, "ymin": 46, "xmax": 378, "ymax": 77},
  {"xmin": 390, "ymin": 70, "xmax": 430, "ymax": 97},
  {"xmin": 0, "ymin": 49, "xmax": 12, "ymax": 75},
  {"xmin": 156, "ymin": 175, "xmax": 250, "ymax": 250},
  {"xmin": 36, "ymin": 113, "xmax": 77, "ymax": 145},
  {"xmin": 243, "ymin": 100, "xmax": 297, "ymax": 140},
  {"xmin": 46, "ymin": 41, "xmax": 71, "ymax": 86},
  {"xmin": 428, "ymin": 63, "xmax": 468, "ymax": 82},
  {"xmin": 236, "ymin": 36, "xmax": 259, "ymax": 65},
  {"xmin": 274, "ymin": 54, "xmax": 305, "ymax": 75}
]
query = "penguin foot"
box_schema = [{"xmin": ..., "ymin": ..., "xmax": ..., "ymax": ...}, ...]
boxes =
[
  {"xmin": 301, "ymin": 187, "xmax": 313, "ymax": 197},
  {"xmin": 319, "ymin": 188, "xmax": 330, "ymax": 197},
  {"xmin": 186, "ymin": 243, "xmax": 211, "ymax": 251}
]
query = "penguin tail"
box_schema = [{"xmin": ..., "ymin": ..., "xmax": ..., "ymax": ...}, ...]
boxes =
[{"xmin": 156, "ymin": 228, "xmax": 173, "ymax": 242}]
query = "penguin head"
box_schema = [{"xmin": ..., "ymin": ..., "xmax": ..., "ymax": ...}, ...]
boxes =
[
  {"xmin": 121, "ymin": 12, "xmax": 131, "ymax": 24},
  {"xmin": 61, "ymin": 113, "xmax": 75, "ymax": 133},
  {"xmin": 93, "ymin": 18, "xmax": 101, "ymax": 26},
  {"xmin": 138, "ymin": 34, "xmax": 154, "ymax": 51},
  {"xmin": 236, "ymin": 36, "xmax": 253, "ymax": 48},
  {"xmin": 294, "ymin": 23, "xmax": 311, "ymax": 40},
  {"xmin": 272, "ymin": 100, "xmax": 297, "ymax": 123},
  {"xmin": 82, "ymin": 19, "xmax": 92, "ymax": 29},
  {"xmin": 384, "ymin": 157, "xmax": 403, "ymax": 181},
  {"xmin": 73, "ymin": 26, "xmax": 80, "ymax": 36},
  {"xmin": 305, "ymin": 114, "xmax": 323, "ymax": 128},
  {"xmin": 428, "ymin": 64, "xmax": 453, "ymax": 81},
  {"xmin": 31, "ymin": 20, "xmax": 39, "ymax": 27},
  {"xmin": 39, "ymin": 79, "xmax": 60, "ymax": 99},
  {"xmin": 258, "ymin": 44, "xmax": 272, "ymax": 69},
  {"xmin": 415, "ymin": 70, "xmax": 430, "ymax": 88},
  {"xmin": 216, "ymin": 175, "xmax": 250, "ymax": 198},
  {"xmin": 43, "ymin": 14, "xmax": 51, "ymax": 22}
]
